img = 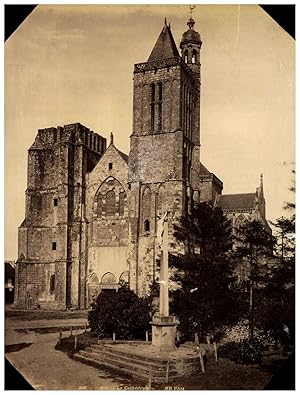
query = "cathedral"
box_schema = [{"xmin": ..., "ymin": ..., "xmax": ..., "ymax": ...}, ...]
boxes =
[{"xmin": 14, "ymin": 17, "xmax": 270, "ymax": 310}]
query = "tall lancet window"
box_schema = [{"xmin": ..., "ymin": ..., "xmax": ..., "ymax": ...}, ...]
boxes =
[
  {"xmin": 150, "ymin": 83, "xmax": 155, "ymax": 131},
  {"xmin": 119, "ymin": 191, "xmax": 125, "ymax": 216},
  {"xmin": 158, "ymin": 82, "xmax": 163, "ymax": 131},
  {"xmin": 105, "ymin": 190, "xmax": 116, "ymax": 215},
  {"xmin": 149, "ymin": 82, "xmax": 163, "ymax": 132},
  {"xmin": 142, "ymin": 187, "xmax": 151, "ymax": 233}
]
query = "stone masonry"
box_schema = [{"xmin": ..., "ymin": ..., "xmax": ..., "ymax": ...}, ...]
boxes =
[{"xmin": 15, "ymin": 17, "xmax": 270, "ymax": 309}]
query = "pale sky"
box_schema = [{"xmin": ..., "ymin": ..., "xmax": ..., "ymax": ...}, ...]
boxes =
[{"xmin": 5, "ymin": 4, "xmax": 295, "ymax": 260}]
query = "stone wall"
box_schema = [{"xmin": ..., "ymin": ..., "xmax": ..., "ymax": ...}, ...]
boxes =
[
  {"xmin": 85, "ymin": 144, "xmax": 129, "ymax": 302},
  {"xmin": 15, "ymin": 261, "xmax": 66, "ymax": 310},
  {"xmin": 15, "ymin": 123, "xmax": 106, "ymax": 309}
]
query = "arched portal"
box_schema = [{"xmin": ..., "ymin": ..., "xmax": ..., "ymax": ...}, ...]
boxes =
[{"xmin": 87, "ymin": 272, "xmax": 100, "ymax": 305}]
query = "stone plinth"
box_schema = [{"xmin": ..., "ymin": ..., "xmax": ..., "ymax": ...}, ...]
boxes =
[{"xmin": 150, "ymin": 314, "xmax": 179, "ymax": 352}]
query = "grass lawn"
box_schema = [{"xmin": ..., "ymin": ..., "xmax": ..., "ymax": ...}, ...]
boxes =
[
  {"xmin": 6, "ymin": 309, "xmax": 88, "ymax": 321},
  {"xmin": 55, "ymin": 333, "xmax": 289, "ymax": 390},
  {"xmin": 166, "ymin": 358, "xmax": 272, "ymax": 390}
]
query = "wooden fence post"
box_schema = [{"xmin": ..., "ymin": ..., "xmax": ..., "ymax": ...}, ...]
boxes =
[
  {"xmin": 148, "ymin": 371, "xmax": 152, "ymax": 389},
  {"xmin": 74, "ymin": 335, "xmax": 78, "ymax": 351},
  {"xmin": 199, "ymin": 349, "xmax": 205, "ymax": 373},
  {"xmin": 165, "ymin": 361, "xmax": 170, "ymax": 383},
  {"xmin": 113, "ymin": 332, "xmax": 116, "ymax": 342},
  {"xmin": 145, "ymin": 331, "xmax": 149, "ymax": 342},
  {"xmin": 213, "ymin": 341, "xmax": 218, "ymax": 361}
]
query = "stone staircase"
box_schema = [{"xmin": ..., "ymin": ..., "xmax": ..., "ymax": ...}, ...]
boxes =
[{"xmin": 73, "ymin": 342, "xmax": 201, "ymax": 384}]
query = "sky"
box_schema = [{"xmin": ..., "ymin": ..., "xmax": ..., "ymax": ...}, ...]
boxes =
[{"xmin": 5, "ymin": 4, "xmax": 295, "ymax": 260}]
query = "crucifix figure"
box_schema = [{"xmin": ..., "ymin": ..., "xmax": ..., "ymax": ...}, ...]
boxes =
[
  {"xmin": 151, "ymin": 211, "xmax": 178, "ymax": 351},
  {"xmin": 156, "ymin": 211, "xmax": 169, "ymax": 316},
  {"xmin": 156, "ymin": 211, "xmax": 168, "ymax": 249}
]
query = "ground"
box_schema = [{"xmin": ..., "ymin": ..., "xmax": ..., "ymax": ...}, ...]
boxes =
[
  {"xmin": 5, "ymin": 309, "xmax": 291, "ymax": 390},
  {"xmin": 5, "ymin": 328, "xmax": 130, "ymax": 390}
]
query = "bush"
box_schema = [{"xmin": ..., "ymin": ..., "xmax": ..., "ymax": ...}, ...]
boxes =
[
  {"xmin": 218, "ymin": 338, "xmax": 264, "ymax": 365},
  {"xmin": 88, "ymin": 284, "xmax": 152, "ymax": 340}
]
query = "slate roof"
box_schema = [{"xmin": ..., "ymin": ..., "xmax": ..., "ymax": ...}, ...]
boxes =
[
  {"xmin": 116, "ymin": 147, "xmax": 128, "ymax": 163},
  {"xmin": 217, "ymin": 193, "xmax": 257, "ymax": 211},
  {"xmin": 199, "ymin": 162, "xmax": 211, "ymax": 176},
  {"xmin": 148, "ymin": 23, "xmax": 179, "ymax": 61}
]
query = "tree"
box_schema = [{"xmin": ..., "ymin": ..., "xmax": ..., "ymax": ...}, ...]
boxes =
[
  {"xmin": 254, "ymin": 171, "xmax": 295, "ymax": 345},
  {"xmin": 272, "ymin": 217, "xmax": 295, "ymax": 264},
  {"xmin": 234, "ymin": 219, "xmax": 274, "ymax": 338},
  {"xmin": 169, "ymin": 202, "xmax": 240, "ymax": 340},
  {"xmin": 88, "ymin": 284, "xmax": 152, "ymax": 340},
  {"xmin": 257, "ymin": 207, "xmax": 295, "ymax": 344}
]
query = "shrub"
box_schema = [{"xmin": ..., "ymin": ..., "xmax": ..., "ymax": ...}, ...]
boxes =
[
  {"xmin": 88, "ymin": 284, "xmax": 152, "ymax": 340},
  {"xmin": 218, "ymin": 338, "xmax": 264, "ymax": 365}
]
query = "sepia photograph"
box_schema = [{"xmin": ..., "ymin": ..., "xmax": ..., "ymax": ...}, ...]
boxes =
[{"xmin": 4, "ymin": 4, "xmax": 295, "ymax": 390}]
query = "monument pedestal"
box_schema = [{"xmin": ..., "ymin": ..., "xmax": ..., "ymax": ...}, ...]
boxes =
[{"xmin": 150, "ymin": 314, "xmax": 179, "ymax": 352}]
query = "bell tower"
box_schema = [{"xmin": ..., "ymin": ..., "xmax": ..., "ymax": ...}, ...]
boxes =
[
  {"xmin": 180, "ymin": 17, "xmax": 202, "ymax": 76},
  {"xmin": 128, "ymin": 17, "xmax": 203, "ymax": 296}
]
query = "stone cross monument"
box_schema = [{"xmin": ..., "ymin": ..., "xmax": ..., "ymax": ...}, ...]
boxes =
[{"xmin": 151, "ymin": 211, "xmax": 179, "ymax": 351}]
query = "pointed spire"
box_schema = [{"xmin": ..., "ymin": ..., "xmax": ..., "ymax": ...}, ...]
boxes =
[
  {"xmin": 147, "ymin": 19, "xmax": 179, "ymax": 62},
  {"xmin": 110, "ymin": 132, "xmax": 114, "ymax": 145},
  {"xmin": 259, "ymin": 173, "xmax": 264, "ymax": 196}
]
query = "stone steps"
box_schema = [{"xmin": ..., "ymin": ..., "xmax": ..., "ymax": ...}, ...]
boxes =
[
  {"xmin": 79, "ymin": 349, "xmax": 177, "ymax": 379},
  {"xmin": 86, "ymin": 346, "xmax": 173, "ymax": 371},
  {"xmin": 74, "ymin": 343, "xmax": 201, "ymax": 383},
  {"xmin": 73, "ymin": 353, "xmax": 151, "ymax": 383},
  {"xmin": 91, "ymin": 343, "xmax": 176, "ymax": 364}
]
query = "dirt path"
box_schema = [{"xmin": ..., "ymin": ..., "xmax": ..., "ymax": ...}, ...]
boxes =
[{"xmin": 5, "ymin": 329, "xmax": 128, "ymax": 390}]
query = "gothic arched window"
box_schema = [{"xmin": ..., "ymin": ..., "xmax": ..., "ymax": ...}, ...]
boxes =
[
  {"xmin": 105, "ymin": 190, "xmax": 116, "ymax": 215},
  {"xmin": 101, "ymin": 272, "xmax": 117, "ymax": 285},
  {"xmin": 192, "ymin": 49, "xmax": 197, "ymax": 64},
  {"xmin": 235, "ymin": 214, "xmax": 246, "ymax": 230},
  {"xmin": 142, "ymin": 187, "xmax": 151, "ymax": 233},
  {"xmin": 184, "ymin": 50, "xmax": 188, "ymax": 63},
  {"xmin": 119, "ymin": 271, "xmax": 129, "ymax": 284},
  {"xmin": 142, "ymin": 188, "xmax": 151, "ymax": 217},
  {"xmin": 89, "ymin": 272, "xmax": 99, "ymax": 283},
  {"xmin": 144, "ymin": 219, "xmax": 150, "ymax": 232}
]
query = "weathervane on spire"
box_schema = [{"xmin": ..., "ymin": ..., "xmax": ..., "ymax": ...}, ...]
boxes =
[
  {"xmin": 189, "ymin": 5, "xmax": 196, "ymax": 17},
  {"xmin": 187, "ymin": 5, "xmax": 196, "ymax": 29}
]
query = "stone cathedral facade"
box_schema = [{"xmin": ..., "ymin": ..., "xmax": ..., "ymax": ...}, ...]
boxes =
[{"xmin": 14, "ymin": 18, "xmax": 270, "ymax": 310}]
